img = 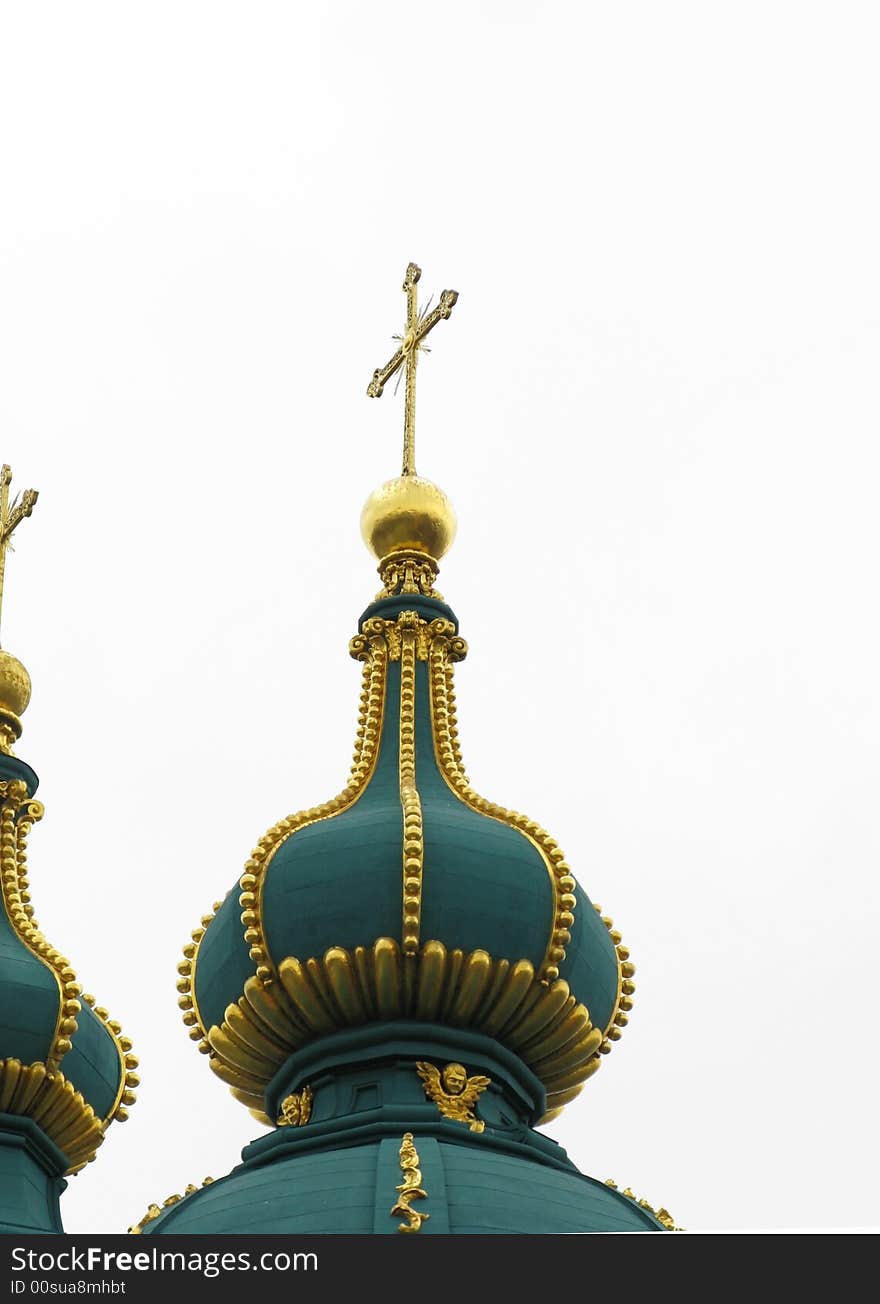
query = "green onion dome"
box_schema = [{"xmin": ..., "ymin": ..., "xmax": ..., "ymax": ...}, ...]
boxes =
[
  {"xmin": 179, "ymin": 484, "xmax": 634, "ymax": 1130},
  {"xmin": 0, "ymin": 752, "xmax": 138, "ymax": 1176},
  {"xmin": 0, "ymin": 469, "xmax": 137, "ymax": 1224},
  {"xmin": 166, "ymin": 267, "xmax": 659, "ymax": 1234}
]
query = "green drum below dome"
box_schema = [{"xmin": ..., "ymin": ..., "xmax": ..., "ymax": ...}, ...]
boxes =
[
  {"xmin": 135, "ymin": 1026, "xmax": 671, "ymax": 1236},
  {"xmin": 0, "ymin": 1118, "xmax": 67, "ymax": 1235}
]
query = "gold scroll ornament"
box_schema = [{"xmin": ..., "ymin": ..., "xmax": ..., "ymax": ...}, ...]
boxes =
[{"xmin": 391, "ymin": 1132, "xmax": 430, "ymax": 1233}]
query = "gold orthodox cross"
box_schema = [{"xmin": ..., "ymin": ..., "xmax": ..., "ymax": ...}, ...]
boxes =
[
  {"xmin": 0, "ymin": 465, "xmax": 38, "ymax": 639},
  {"xmin": 367, "ymin": 262, "xmax": 458, "ymax": 476}
]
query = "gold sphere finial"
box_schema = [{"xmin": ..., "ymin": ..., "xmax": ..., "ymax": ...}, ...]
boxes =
[
  {"xmin": 360, "ymin": 474, "xmax": 457, "ymax": 563},
  {"xmin": 0, "ymin": 649, "xmax": 31, "ymax": 754}
]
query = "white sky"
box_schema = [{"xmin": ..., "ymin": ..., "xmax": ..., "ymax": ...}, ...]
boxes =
[{"xmin": 1, "ymin": 1, "xmax": 878, "ymax": 1234}]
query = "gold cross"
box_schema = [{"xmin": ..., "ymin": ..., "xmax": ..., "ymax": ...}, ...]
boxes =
[
  {"xmin": 367, "ymin": 262, "xmax": 458, "ymax": 476},
  {"xmin": 0, "ymin": 465, "xmax": 38, "ymax": 639}
]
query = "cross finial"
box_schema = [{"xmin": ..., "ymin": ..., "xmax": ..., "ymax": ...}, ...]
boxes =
[
  {"xmin": 367, "ymin": 262, "xmax": 458, "ymax": 476},
  {"xmin": 0, "ymin": 465, "xmax": 38, "ymax": 642}
]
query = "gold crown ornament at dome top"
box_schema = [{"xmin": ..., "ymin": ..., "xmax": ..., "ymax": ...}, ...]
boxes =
[{"xmin": 176, "ymin": 264, "xmax": 635, "ymax": 1129}]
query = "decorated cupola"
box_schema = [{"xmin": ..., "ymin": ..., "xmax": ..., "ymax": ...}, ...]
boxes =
[
  {"xmin": 145, "ymin": 266, "xmax": 667, "ymax": 1236},
  {"xmin": 0, "ymin": 467, "xmax": 137, "ymax": 1235}
]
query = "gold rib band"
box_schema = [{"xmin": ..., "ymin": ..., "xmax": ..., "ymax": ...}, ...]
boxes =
[{"xmin": 399, "ymin": 623, "xmax": 424, "ymax": 955}]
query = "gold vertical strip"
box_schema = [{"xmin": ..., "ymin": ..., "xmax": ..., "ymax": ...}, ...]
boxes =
[
  {"xmin": 399, "ymin": 630, "xmax": 424, "ymax": 956},
  {"xmin": 391, "ymin": 1132, "xmax": 430, "ymax": 1232}
]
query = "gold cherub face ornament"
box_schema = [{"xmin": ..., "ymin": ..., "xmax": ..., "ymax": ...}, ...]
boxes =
[
  {"xmin": 277, "ymin": 1086, "xmax": 313, "ymax": 1127},
  {"xmin": 416, "ymin": 1061, "xmax": 490, "ymax": 1132},
  {"xmin": 441, "ymin": 1063, "xmax": 467, "ymax": 1094}
]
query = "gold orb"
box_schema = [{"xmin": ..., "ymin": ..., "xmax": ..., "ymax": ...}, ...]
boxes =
[
  {"xmin": 360, "ymin": 475, "xmax": 457, "ymax": 561},
  {"xmin": 0, "ymin": 649, "xmax": 31, "ymax": 718}
]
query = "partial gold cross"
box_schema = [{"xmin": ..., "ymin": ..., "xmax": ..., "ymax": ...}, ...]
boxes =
[
  {"xmin": 0, "ymin": 465, "xmax": 38, "ymax": 638},
  {"xmin": 367, "ymin": 262, "xmax": 458, "ymax": 476}
]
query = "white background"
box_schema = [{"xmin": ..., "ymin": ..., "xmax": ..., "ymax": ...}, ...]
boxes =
[{"xmin": 1, "ymin": 2, "xmax": 877, "ymax": 1233}]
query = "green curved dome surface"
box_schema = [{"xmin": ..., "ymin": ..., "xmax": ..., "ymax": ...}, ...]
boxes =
[
  {"xmin": 0, "ymin": 901, "xmax": 60, "ymax": 1067},
  {"xmin": 139, "ymin": 1136, "xmax": 665, "ymax": 1235}
]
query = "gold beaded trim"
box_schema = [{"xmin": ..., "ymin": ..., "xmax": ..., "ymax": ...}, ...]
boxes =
[
  {"xmin": 178, "ymin": 640, "xmax": 387, "ymax": 1048},
  {"xmin": 128, "ymin": 1177, "xmax": 215, "ymax": 1234},
  {"xmin": 428, "ymin": 631, "xmax": 635, "ymax": 1069},
  {"xmin": 427, "ymin": 639, "xmax": 574, "ymax": 983},
  {"xmin": 604, "ymin": 1179, "xmax": 678, "ymax": 1230},
  {"xmin": 398, "ymin": 625, "xmax": 423, "ymax": 955},
  {"xmin": 592, "ymin": 903, "xmax": 636, "ymax": 1059},
  {"xmin": 0, "ymin": 781, "xmax": 137, "ymax": 1127},
  {"xmin": 177, "ymin": 900, "xmax": 223, "ymax": 1048}
]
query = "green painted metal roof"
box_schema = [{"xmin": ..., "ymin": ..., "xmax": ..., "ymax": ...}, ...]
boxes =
[{"xmin": 139, "ymin": 1134, "xmax": 666, "ymax": 1235}]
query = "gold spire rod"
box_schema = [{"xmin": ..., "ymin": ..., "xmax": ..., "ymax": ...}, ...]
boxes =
[
  {"xmin": 0, "ymin": 465, "xmax": 38, "ymax": 644},
  {"xmin": 367, "ymin": 262, "xmax": 458, "ymax": 476}
]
